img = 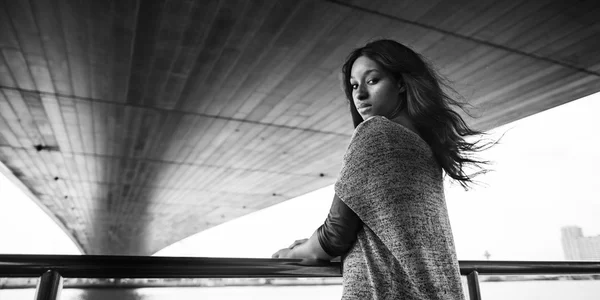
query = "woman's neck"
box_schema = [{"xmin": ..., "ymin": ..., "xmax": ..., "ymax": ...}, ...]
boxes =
[{"xmin": 389, "ymin": 111, "xmax": 420, "ymax": 137}]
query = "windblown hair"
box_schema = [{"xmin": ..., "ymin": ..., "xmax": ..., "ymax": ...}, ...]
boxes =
[{"xmin": 342, "ymin": 39, "xmax": 495, "ymax": 189}]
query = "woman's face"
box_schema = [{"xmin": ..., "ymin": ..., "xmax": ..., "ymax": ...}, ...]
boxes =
[{"xmin": 349, "ymin": 56, "xmax": 402, "ymax": 120}]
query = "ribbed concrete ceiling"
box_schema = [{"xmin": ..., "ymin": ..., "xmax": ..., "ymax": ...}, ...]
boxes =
[{"xmin": 0, "ymin": 0, "xmax": 599, "ymax": 255}]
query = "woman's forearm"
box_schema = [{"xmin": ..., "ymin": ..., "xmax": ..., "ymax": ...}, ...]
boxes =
[
  {"xmin": 288, "ymin": 229, "xmax": 333, "ymax": 260},
  {"xmin": 274, "ymin": 194, "xmax": 360, "ymax": 260}
]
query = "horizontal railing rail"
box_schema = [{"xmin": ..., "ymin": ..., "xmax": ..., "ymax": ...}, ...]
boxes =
[
  {"xmin": 1, "ymin": 255, "xmax": 599, "ymax": 300},
  {"xmin": 0, "ymin": 254, "xmax": 341, "ymax": 278},
  {"xmin": 1, "ymin": 255, "xmax": 599, "ymax": 278}
]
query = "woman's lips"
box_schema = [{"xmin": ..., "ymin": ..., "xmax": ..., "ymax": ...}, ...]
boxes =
[{"xmin": 357, "ymin": 104, "xmax": 371, "ymax": 109}]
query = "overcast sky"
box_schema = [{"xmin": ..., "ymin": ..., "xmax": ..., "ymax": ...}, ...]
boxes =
[{"xmin": 1, "ymin": 92, "xmax": 599, "ymax": 261}]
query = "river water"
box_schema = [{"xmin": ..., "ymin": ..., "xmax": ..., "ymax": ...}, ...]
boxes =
[{"xmin": 1, "ymin": 280, "xmax": 598, "ymax": 299}]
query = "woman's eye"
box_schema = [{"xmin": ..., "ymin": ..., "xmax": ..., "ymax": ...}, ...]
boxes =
[{"xmin": 367, "ymin": 78, "xmax": 379, "ymax": 84}]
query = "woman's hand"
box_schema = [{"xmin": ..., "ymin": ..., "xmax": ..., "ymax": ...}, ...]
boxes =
[
  {"xmin": 272, "ymin": 247, "xmax": 293, "ymax": 258},
  {"xmin": 271, "ymin": 232, "xmax": 332, "ymax": 260},
  {"xmin": 271, "ymin": 238, "xmax": 308, "ymax": 258}
]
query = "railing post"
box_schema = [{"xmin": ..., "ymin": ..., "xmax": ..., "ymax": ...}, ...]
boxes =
[
  {"xmin": 467, "ymin": 270, "xmax": 481, "ymax": 300},
  {"xmin": 34, "ymin": 270, "xmax": 62, "ymax": 300}
]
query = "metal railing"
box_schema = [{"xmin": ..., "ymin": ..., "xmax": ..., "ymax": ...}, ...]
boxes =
[{"xmin": 1, "ymin": 254, "xmax": 599, "ymax": 300}]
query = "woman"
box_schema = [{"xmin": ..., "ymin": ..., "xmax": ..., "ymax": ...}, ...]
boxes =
[{"xmin": 272, "ymin": 39, "xmax": 491, "ymax": 299}]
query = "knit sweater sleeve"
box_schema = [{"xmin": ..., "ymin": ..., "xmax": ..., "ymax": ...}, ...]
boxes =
[{"xmin": 334, "ymin": 116, "xmax": 398, "ymax": 219}]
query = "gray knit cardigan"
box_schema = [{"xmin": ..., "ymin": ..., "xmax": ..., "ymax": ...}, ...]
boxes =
[{"xmin": 334, "ymin": 116, "xmax": 465, "ymax": 300}]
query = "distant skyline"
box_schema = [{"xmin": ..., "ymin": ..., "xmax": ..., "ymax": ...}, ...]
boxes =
[
  {"xmin": 561, "ymin": 226, "xmax": 600, "ymax": 260},
  {"xmin": 1, "ymin": 91, "xmax": 599, "ymax": 260}
]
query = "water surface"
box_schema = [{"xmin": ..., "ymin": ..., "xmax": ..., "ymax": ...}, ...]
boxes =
[{"xmin": 1, "ymin": 280, "xmax": 598, "ymax": 299}]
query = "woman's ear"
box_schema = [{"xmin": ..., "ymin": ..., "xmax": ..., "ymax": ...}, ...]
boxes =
[
  {"xmin": 398, "ymin": 83, "xmax": 406, "ymax": 94},
  {"xmin": 396, "ymin": 77, "xmax": 406, "ymax": 93}
]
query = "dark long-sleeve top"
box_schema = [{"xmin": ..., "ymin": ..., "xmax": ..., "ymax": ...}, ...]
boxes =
[{"xmin": 316, "ymin": 194, "xmax": 362, "ymax": 257}]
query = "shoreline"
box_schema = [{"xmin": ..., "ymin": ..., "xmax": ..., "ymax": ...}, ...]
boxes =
[{"xmin": 2, "ymin": 276, "xmax": 599, "ymax": 289}]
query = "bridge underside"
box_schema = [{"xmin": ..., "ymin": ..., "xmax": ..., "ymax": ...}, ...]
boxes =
[{"xmin": 0, "ymin": 0, "xmax": 598, "ymax": 255}]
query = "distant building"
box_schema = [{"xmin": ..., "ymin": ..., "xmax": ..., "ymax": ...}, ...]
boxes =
[{"xmin": 561, "ymin": 226, "xmax": 600, "ymax": 260}]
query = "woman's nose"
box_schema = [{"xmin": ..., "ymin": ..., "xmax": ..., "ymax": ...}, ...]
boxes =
[{"xmin": 355, "ymin": 87, "xmax": 367, "ymax": 100}]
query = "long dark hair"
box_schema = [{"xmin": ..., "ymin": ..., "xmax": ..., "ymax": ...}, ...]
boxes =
[{"xmin": 342, "ymin": 39, "xmax": 494, "ymax": 189}]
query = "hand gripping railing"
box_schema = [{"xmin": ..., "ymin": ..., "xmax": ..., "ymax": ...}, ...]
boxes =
[{"xmin": 1, "ymin": 255, "xmax": 599, "ymax": 300}]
